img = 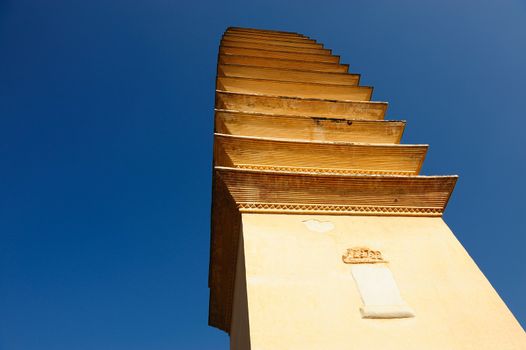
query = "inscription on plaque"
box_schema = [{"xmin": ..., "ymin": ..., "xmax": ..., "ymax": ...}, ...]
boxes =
[{"xmin": 342, "ymin": 247, "xmax": 387, "ymax": 264}]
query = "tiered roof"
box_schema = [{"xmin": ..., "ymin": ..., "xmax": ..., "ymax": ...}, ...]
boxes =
[{"xmin": 209, "ymin": 27, "xmax": 457, "ymax": 332}]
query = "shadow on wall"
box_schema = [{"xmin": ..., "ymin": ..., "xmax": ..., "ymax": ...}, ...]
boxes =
[{"xmin": 229, "ymin": 231, "xmax": 251, "ymax": 349}]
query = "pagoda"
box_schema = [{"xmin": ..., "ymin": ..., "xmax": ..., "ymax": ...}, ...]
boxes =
[{"xmin": 209, "ymin": 27, "xmax": 525, "ymax": 349}]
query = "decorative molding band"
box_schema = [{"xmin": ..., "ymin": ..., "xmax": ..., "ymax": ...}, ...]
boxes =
[
  {"xmin": 235, "ymin": 164, "xmax": 415, "ymax": 176},
  {"xmin": 237, "ymin": 202, "xmax": 443, "ymax": 216}
]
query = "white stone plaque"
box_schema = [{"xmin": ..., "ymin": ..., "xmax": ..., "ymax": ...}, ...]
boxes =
[{"xmin": 343, "ymin": 247, "xmax": 414, "ymax": 319}]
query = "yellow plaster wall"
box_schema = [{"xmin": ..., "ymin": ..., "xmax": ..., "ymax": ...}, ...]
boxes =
[{"xmin": 231, "ymin": 214, "xmax": 525, "ymax": 350}]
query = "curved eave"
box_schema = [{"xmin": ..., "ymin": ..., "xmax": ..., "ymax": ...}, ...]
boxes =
[
  {"xmin": 215, "ymin": 91, "xmax": 388, "ymax": 120},
  {"xmin": 214, "ymin": 133, "xmax": 427, "ymax": 175},
  {"xmin": 214, "ymin": 109, "xmax": 405, "ymax": 144}
]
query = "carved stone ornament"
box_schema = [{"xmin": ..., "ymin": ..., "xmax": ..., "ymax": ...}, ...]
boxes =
[{"xmin": 342, "ymin": 247, "xmax": 387, "ymax": 264}]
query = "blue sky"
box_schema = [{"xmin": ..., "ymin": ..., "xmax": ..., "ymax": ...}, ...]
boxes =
[{"xmin": 1, "ymin": 0, "xmax": 525, "ymax": 349}]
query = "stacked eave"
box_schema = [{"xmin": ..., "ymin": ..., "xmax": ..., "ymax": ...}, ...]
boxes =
[{"xmin": 209, "ymin": 26, "xmax": 458, "ymax": 332}]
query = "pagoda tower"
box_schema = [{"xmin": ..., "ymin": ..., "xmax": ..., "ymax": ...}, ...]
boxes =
[{"xmin": 209, "ymin": 27, "xmax": 525, "ymax": 349}]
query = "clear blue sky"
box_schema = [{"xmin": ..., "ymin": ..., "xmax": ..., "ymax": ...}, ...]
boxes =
[{"xmin": 1, "ymin": 0, "xmax": 525, "ymax": 349}]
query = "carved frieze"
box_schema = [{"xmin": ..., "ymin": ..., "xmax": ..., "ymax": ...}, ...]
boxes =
[{"xmin": 342, "ymin": 247, "xmax": 387, "ymax": 264}]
